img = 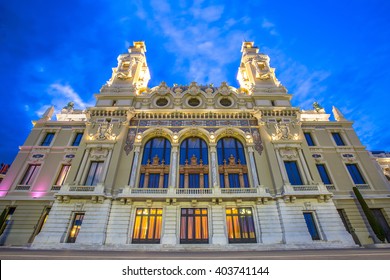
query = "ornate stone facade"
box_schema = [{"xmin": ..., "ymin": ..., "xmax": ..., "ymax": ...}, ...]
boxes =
[{"xmin": 0, "ymin": 41, "xmax": 389, "ymax": 249}]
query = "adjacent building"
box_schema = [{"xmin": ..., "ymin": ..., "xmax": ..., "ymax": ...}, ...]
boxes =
[{"xmin": 0, "ymin": 41, "xmax": 389, "ymax": 249}]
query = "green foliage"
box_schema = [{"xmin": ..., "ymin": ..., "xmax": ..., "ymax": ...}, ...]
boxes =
[
  {"xmin": 353, "ymin": 187, "xmax": 386, "ymax": 242},
  {"xmin": 0, "ymin": 208, "xmax": 7, "ymax": 235}
]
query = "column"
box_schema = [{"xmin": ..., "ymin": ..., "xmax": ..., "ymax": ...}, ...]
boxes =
[
  {"xmin": 129, "ymin": 145, "xmax": 141, "ymax": 188},
  {"xmin": 169, "ymin": 145, "xmax": 179, "ymax": 188},
  {"xmin": 298, "ymin": 149, "xmax": 312, "ymax": 184},
  {"xmin": 211, "ymin": 205, "xmax": 228, "ymax": 245},
  {"xmin": 275, "ymin": 148, "xmax": 289, "ymax": 184},
  {"xmin": 75, "ymin": 148, "xmax": 90, "ymax": 185},
  {"xmin": 210, "ymin": 145, "xmax": 218, "ymax": 188},
  {"xmin": 101, "ymin": 149, "xmax": 113, "ymax": 184},
  {"xmin": 247, "ymin": 146, "xmax": 260, "ymax": 187}
]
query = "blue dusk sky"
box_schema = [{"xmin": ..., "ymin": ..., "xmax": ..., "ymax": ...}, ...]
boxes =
[{"xmin": 0, "ymin": 0, "xmax": 389, "ymax": 164}]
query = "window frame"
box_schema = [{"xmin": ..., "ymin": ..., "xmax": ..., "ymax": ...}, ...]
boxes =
[
  {"xmin": 303, "ymin": 212, "xmax": 321, "ymax": 241},
  {"xmin": 40, "ymin": 132, "xmax": 55, "ymax": 146},
  {"xmin": 18, "ymin": 164, "xmax": 41, "ymax": 187},
  {"xmin": 71, "ymin": 132, "xmax": 83, "ymax": 146},
  {"xmin": 316, "ymin": 164, "xmax": 332, "ymax": 185},
  {"xmin": 304, "ymin": 132, "xmax": 316, "ymax": 146},
  {"xmin": 346, "ymin": 163, "xmax": 366, "ymax": 185},
  {"xmin": 132, "ymin": 208, "xmax": 163, "ymax": 244},
  {"xmin": 84, "ymin": 161, "xmax": 104, "ymax": 186},
  {"xmin": 180, "ymin": 208, "xmax": 209, "ymax": 244},
  {"xmin": 225, "ymin": 207, "xmax": 257, "ymax": 244},
  {"xmin": 54, "ymin": 164, "xmax": 71, "ymax": 187},
  {"xmin": 331, "ymin": 132, "xmax": 346, "ymax": 146},
  {"xmin": 66, "ymin": 212, "xmax": 85, "ymax": 243},
  {"xmin": 284, "ymin": 161, "xmax": 304, "ymax": 185}
]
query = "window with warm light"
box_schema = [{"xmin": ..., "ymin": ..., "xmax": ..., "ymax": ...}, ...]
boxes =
[
  {"xmin": 66, "ymin": 212, "xmax": 84, "ymax": 243},
  {"xmin": 139, "ymin": 137, "xmax": 171, "ymax": 188},
  {"xmin": 54, "ymin": 165, "xmax": 71, "ymax": 186},
  {"xmin": 225, "ymin": 207, "xmax": 256, "ymax": 243},
  {"xmin": 132, "ymin": 208, "xmax": 163, "ymax": 244},
  {"xmin": 180, "ymin": 208, "xmax": 208, "ymax": 244},
  {"xmin": 217, "ymin": 137, "xmax": 249, "ymax": 188},
  {"xmin": 179, "ymin": 137, "xmax": 209, "ymax": 188}
]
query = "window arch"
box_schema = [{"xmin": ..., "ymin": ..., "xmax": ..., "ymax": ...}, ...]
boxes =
[
  {"xmin": 179, "ymin": 137, "xmax": 209, "ymax": 188},
  {"xmin": 139, "ymin": 137, "xmax": 171, "ymax": 188},
  {"xmin": 217, "ymin": 137, "xmax": 250, "ymax": 188}
]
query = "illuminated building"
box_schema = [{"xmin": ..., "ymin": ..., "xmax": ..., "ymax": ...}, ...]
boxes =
[{"xmin": 0, "ymin": 41, "xmax": 389, "ymax": 249}]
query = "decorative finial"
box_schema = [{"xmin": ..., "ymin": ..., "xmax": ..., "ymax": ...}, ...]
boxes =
[{"xmin": 332, "ymin": 106, "xmax": 347, "ymax": 121}]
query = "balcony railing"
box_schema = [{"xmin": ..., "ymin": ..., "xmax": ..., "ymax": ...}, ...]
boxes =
[
  {"xmin": 14, "ymin": 185, "xmax": 31, "ymax": 191},
  {"xmin": 325, "ymin": 184, "xmax": 336, "ymax": 191},
  {"xmin": 50, "ymin": 185, "xmax": 62, "ymax": 191},
  {"xmin": 282, "ymin": 183, "xmax": 332, "ymax": 202},
  {"xmin": 355, "ymin": 184, "xmax": 371, "ymax": 190},
  {"xmin": 118, "ymin": 186, "xmax": 271, "ymax": 199}
]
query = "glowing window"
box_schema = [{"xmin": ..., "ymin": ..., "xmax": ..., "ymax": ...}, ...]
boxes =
[
  {"xmin": 180, "ymin": 208, "xmax": 208, "ymax": 244},
  {"xmin": 66, "ymin": 213, "xmax": 84, "ymax": 243},
  {"xmin": 132, "ymin": 208, "xmax": 163, "ymax": 244},
  {"xmin": 225, "ymin": 207, "xmax": 256, "ymax": 243}
]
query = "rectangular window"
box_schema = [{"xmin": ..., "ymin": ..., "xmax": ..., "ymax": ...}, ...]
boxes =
[
  {"xmin": 346, "ymin": 163, "xmax": 366, "ymax": 185},
  {"xmin": 332, "ymin": 132, "xmax": 345, "ymax": 146},
  {"xmin": 180, "ymin": 208, "xmax": 208, "ymax": 244},
  {"xmin": 66, "ymin": 213, "xmax": 84, "ymax": 243},
  {"xmin": 84, "ymin": 161, "xmax": 104, "ymax": 186},
  {"xmin": 41, "ymin": 132, "xmax": 55, "ymax": 146},
  {"xmin": 316, "ymin": 164, "xmax": 332, "ymax": 185},
  {"xmin": 304, "ymin": 132, "xmax": 315, "ymax": 146},
  {"xmin": 226, "ymin": 207, "xmax": 256, "ymax": 243},
  {"xmin": 284, "ymin": 161, "xmax": 303, "ymax": 185},
  {"xmin": 55, "ymin": 165, "xmax": 71, "ymax": 186},
  {"xmin": 19, "ymin": 164, "xmax": 41, "ymax": 186},
  {"xmin": 72, "ymin": 133, "xmax": 83, "ymax": 146},
  {"xmin": 132, "ymin": 208, "xmax": 163, "ymax": 244},
  {"xmin": 0, "ymin": 207, "xmax": 16, "ymax": 236},
  {"xmin": 303, "ymin": 212, "xmax": 320, "ymax": 240}
]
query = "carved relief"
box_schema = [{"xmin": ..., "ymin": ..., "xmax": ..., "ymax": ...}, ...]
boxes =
[
  {"xmin": 124, "ymin": 129, "xmax": 136, "ymax": 155},
  {"xmin": 273, "ymin": 121, "xmax": 292, "ymax": 140},
  {"xmin": 279, "ymin": 148, "xmax": 298, "ymax": 159},
  {"xmin": 90, "ymin": 121, "xmax": 116, "ymax": 141},
  {"xmin": 252, "ymin": 129, "xmax": 264, "ymax": 155},
  {"xmin": 90, "ymin": 147, "xmax": 109, "ymax": 160}
]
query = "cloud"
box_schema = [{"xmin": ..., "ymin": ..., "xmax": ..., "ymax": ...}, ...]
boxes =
[
  {"xmin": 35, "ymin": 83, "xmax": 94, "ymax": 118},
  {"xmin": 262, "ymin": 18, "xmax": 278, "ymax": 36},
  {"xmin": 133, "ymin": 0, "xmax": 251, "ymax": 85}
]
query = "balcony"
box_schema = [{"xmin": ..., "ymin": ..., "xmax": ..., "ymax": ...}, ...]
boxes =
[
  {"xmin": 55, "ymin": 183, "xmax": 106, "ymax": 203},
  {"xmin": 117, "ymin": 186, "xmax": 271, "ymax": 201},
  {"xmin": 282, "ymin": 183, "xmax": 332, "ymax": 202},
  {"xmin": 14, "ymin": 185, "xmax": 31, "ymax": 191},
  {"xmin": 355, "ymin": 184, "xmax": 371, "ymax": 190}
]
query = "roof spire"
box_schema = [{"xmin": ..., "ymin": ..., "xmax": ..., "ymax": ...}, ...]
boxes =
[{"xmin": 332, "ymin": 106, "xmax": 347, "ymax": 121}]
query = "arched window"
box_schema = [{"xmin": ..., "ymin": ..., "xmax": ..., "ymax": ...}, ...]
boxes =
[
  {"xmin": 179, "ymin": 137, "xmax": 209, "ymax": 188},
  {"xmin": 217, "ymin": 137, "xmax": 250, "ymax": 188},
  {"xmin": 139, "ymin": 137, "xmax": 171, "ymax": 188}
]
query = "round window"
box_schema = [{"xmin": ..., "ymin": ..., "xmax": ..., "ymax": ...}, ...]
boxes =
[
  {"xmin": 188, "ymin": 97, "xmax": 201, "ymax": 107},
  {"xmin": 156, "ymin": 98, "xmax": 168, "ymax": 107},
  {"xmin": 220, "ymin": 98, "xmax": 232, "ymax": 107}
]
